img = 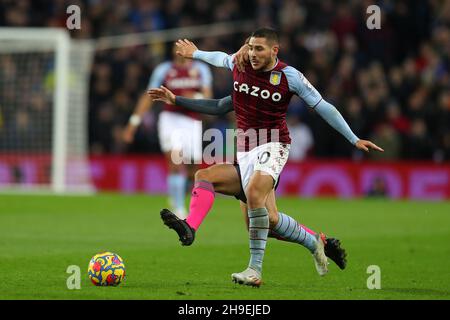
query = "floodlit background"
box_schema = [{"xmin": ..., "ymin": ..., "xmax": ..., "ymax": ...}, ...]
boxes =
[{"xmin": 1, "ymin": 0, "xmax": 449, "ymax": 198}]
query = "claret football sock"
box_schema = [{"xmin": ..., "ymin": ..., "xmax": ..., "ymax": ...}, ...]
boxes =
[
  {"xmin": 272, "ymin": 212, "xmax": 318, "ymax": 253},
  {"xmin": 185, "ymin": 180, "xmax": 215, "ymax": 230},
  {"xmin": 248, "ymin": 207, "xmax": 269, "ymax": 274}
]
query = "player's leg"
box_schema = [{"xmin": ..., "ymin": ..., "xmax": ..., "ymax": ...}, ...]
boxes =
[
  {"xmin": 266, "ymin": 190, "xmax": 319, "ymax": 254},
  {"xmin": 239, "ymin": 191, "xmax": 279, "ymax": 238},
  {"xmin": 232, "ymin": 170, "xmax": 273, "ymax": 286},
  {"xmin": 185, "ymin": 163, "xmax": 241, "ymax": 231},
  {"xmin": 161, "ymin": 163, "xmax": 241, "ymax": 246},
  {"xmin": 267, "ymin": 198, "xmax": 347, "ymax": 270},
  {"xmin": 233, "ymin": 142, "xmax": 325, "ymax": 285},
  {"xmin": 241, "ymin": 190, "xmax": 319, "ymax": 247},
  {"xmin": 232, "ymin": 143, "xmax": 283, "ymax": 286},
  {"xmin": 267, "ymin": 192, "xmax": 328, "ymax": 276},
  {"xmin": 164, "ymin": 151, "xmax": 188, "ymax": 218},
  {"xmin": 158, "ymin": 111, "xmax": 189, "ymax": 218},
  {"xmin": 242, "ymin": 190, "xmax": 331, "ymax": 276},
  {"xmin": 239, "ymin": 188, "xmax": 281, "ymax": 230},
  {"xmin": 239, "ymin": 194, "xmax": 347, "ymax": 270},
  {"xmin": 239, "ymin": 201, "xmax": 249, "ymax": 229}
]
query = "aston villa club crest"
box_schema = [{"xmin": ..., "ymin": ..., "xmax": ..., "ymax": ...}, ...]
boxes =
[{"xmin": 270, "ymin": 71, "xmax": 281, "ymax": 85}]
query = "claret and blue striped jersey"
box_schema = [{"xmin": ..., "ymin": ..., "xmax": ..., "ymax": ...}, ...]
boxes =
[{"xmin": 193, "ymin": 50, "xmax": 323, "ymax": 150}]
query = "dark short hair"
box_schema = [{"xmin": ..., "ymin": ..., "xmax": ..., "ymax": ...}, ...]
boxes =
[{"xmin": 250, "ymin": 27, "xmax": 279, "ymax": 44}]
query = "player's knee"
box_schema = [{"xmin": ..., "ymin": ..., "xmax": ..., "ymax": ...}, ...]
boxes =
[
  {"xmin": 246, "ymin": 188, "xmax": 265, "ymax": 208},
  {"xmin": 194, "ymin": 168, "xmax": 211, "ymax": 183}
]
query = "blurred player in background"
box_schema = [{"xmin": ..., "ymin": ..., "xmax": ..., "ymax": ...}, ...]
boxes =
[
  {"xmin": 123, "ymin": 44, "xmax": 213, "ymax": 218},
  {"xmin": 154, "ymin": 28, "xmax": 383, "ymax": 287}
]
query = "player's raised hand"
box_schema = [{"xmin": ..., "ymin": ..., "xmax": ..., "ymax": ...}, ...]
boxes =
[
  {"xmin": 233, "ymin": 43, "xmax": 250, "ymax": 72},
  {"xmin": 147, "ymin": 86, "xmax": 176, "ymax": 105},
  {"xmin": 175, "ymin": 39, "xmax": 198, "ymax": 59},
  {"xmin": 355, "ymin": 139, "xmax": 384, "ymax": 153}
]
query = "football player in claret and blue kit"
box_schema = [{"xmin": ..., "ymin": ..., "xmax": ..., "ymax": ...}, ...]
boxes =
[{"xmin": 150, "ymin": 28, "xmax": 383, "ymax": 287}]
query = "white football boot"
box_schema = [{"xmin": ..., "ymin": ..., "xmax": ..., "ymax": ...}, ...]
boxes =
[
  {"xmin": 231, "ymin": 267, "xmax": 262, "ymax": 287},
  {"xmin": 312, "ymin": 232, "xmax": 329, "ymax": 276}
]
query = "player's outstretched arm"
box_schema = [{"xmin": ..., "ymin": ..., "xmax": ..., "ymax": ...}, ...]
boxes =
[
  {"xmin": 283, "ymin": 66, "xmax": 384, "ymax": 153},
  {"xmin": 176, "ymin": 39, "xmax": 234, "ymax": 70},
  {"xmin": 147, "ymin": 86, "xmax": 233, "ymax": 115},
  {"xmin": 314, "ymin": 99, "xmax": 383, "ymax": 153}
]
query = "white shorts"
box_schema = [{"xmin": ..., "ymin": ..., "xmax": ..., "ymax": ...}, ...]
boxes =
[
  {"xmin": 158, "ymin": 111, "xmax": 203, "ymax": 163},
  {"xmin": 237, "ymin": 142, "xmax": 290, "ymax": 192}
]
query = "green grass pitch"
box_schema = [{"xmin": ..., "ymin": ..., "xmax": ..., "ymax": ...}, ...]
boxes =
[{"xmin": 0, "ymin": 193, "xmax": 449, "ymax": 300}]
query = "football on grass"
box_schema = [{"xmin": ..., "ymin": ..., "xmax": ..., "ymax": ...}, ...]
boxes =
[{"xmin": 88, "ymin": 252, "xmax": 125, "ymax": 286}]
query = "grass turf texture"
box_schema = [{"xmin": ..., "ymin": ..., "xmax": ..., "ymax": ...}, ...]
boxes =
[{"xmin": 0, "ymin": 194, "xmax": 449, "ymax": 300}]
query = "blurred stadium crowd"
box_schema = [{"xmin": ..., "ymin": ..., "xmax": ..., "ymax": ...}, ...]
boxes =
[{"xmin": 1, "ymin": 0, "xmax": 449, "ymax": 162}]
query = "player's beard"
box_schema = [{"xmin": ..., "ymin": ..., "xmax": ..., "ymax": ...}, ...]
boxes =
[{"xmin": 251, "ymin": 56, "xmax": 272, "ymax": 71}]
